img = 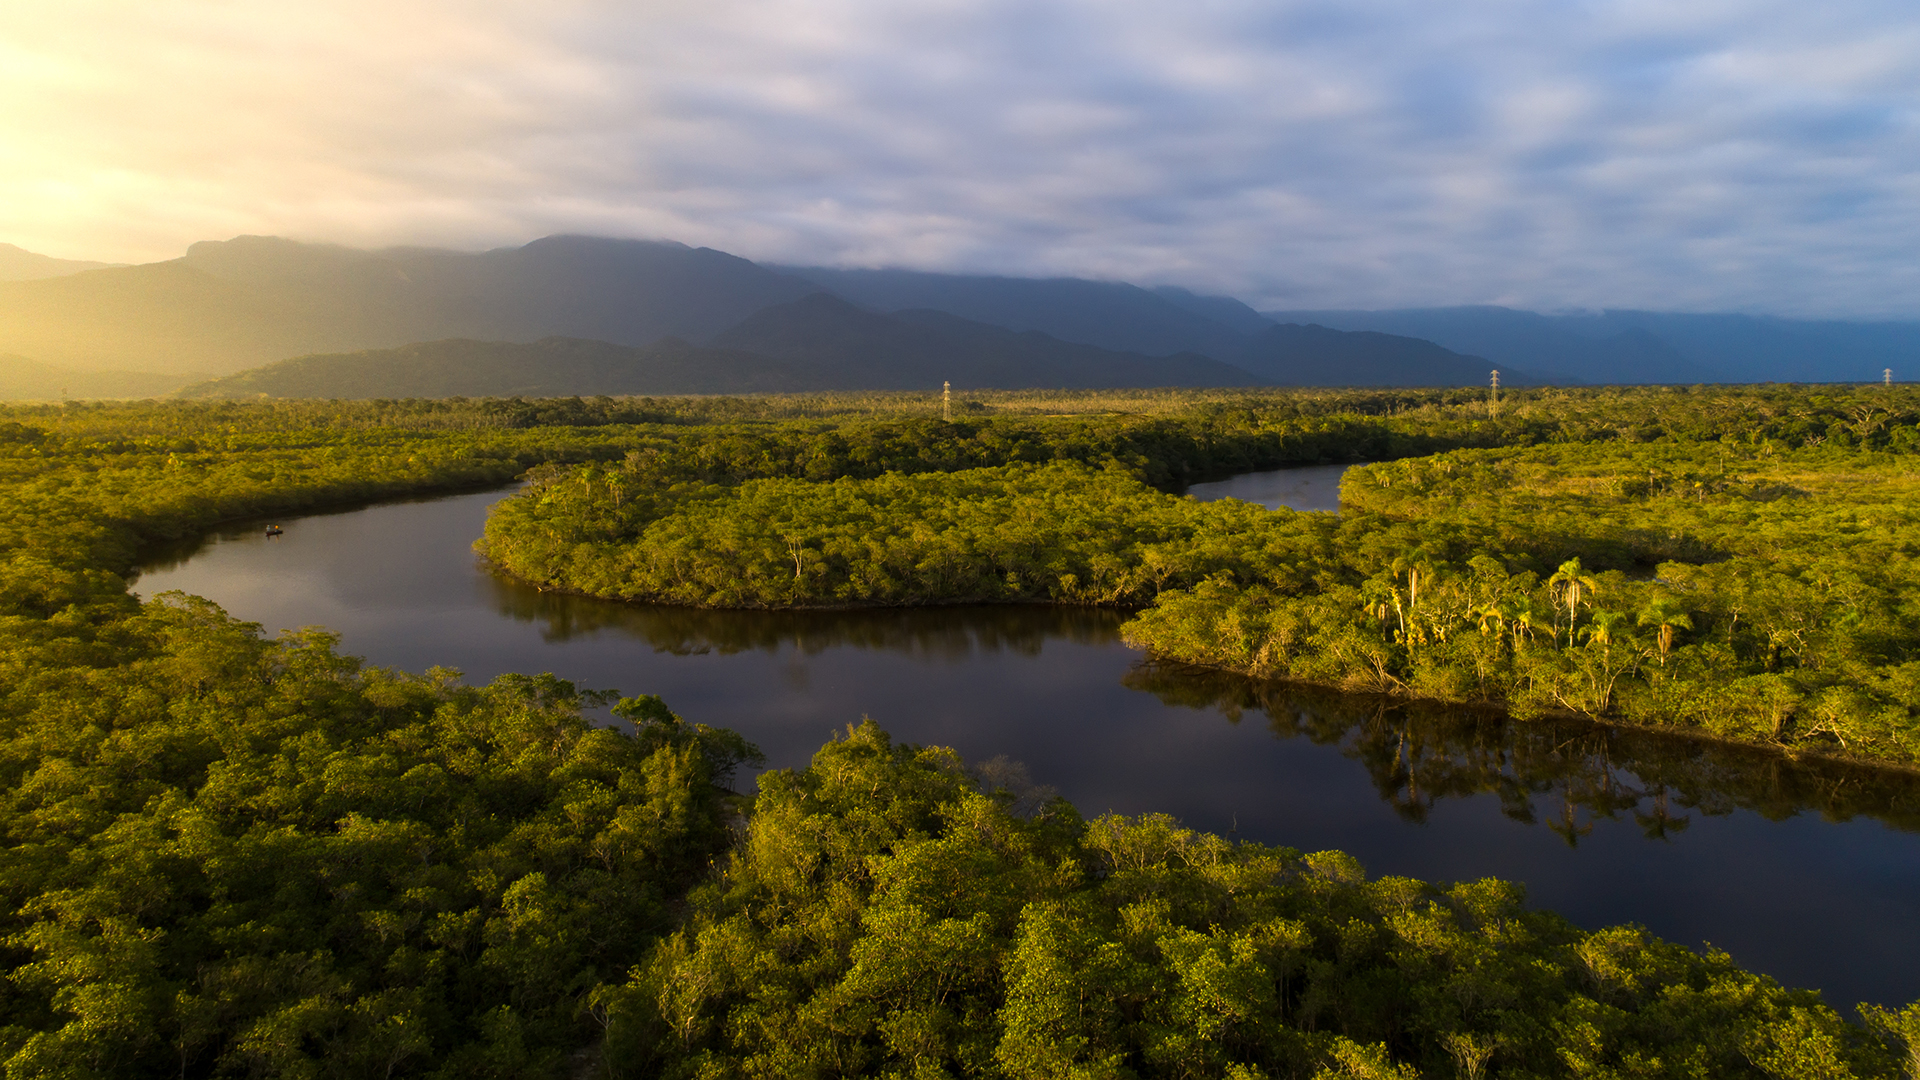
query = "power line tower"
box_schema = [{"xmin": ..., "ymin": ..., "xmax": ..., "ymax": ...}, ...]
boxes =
[
  {"xmin": 1489, "ymin": 370, "xmax": 1500, "ymax": 418},
  {"xmin": 942, "ymin": 381, "xmax": 951, "ymax": 422}
]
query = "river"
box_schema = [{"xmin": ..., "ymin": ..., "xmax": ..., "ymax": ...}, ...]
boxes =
[{"xmin": 133, "ymin": 466, "xmax": 1920, "ymax": 1011}]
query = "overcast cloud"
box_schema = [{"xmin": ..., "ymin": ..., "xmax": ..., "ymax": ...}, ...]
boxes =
[{"xmin": 3, "ymin": 0, "xmax": 1919, "ymax": 315}]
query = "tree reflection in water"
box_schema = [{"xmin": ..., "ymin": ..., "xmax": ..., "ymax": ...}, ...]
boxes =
[
  {"xmin": 485, "ymin": 570, "xmax": 1920, "ymax": 844},
  {"xmin": 483, "ymin": 572, "xmax": 1126, "ymax": 658},
  {"xmin": 1123, "ymin": 664, "xmax": 1920, "ymax": 842}
]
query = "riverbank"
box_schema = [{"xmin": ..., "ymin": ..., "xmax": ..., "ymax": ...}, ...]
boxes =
[
  {"xmin": 82, "ymin": 390, "xmax": 1920, "ymax": 1053},
  {"xmin": 480, "ymin": 397, "xmax": 1920, "ymax": 769}
]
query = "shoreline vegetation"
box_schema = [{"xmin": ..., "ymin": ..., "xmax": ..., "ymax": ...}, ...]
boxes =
[
  {"xmin": 477, "ymin": 384, "xmax": 1920, "ymax": 771},
  {"xmin": 4, "ymin": 390, "xmax": 1920, "ymax": 1075}
]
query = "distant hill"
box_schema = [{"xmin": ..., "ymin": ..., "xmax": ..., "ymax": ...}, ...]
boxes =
[
  {"xmin": 1265, "ymin": 307, "xmax": 1714, "ymax": 384},
  {"xmin": 757, "ymin": 267, "xmax": 1540, "ymax": 387},
  {"xmin": 0, "ymin": 354, "xmax": 189, "ymax": 400},
  {"xmin": 176, "ymin": 338, "xmax": 814, "ymax": 399},
  {"xmin": 1260, "ymin": 306, "xmax": 1920, "ymax": 384},
  {"xmin": 0, "ymin": 243, "xmax": 119, "ymax": 282},
  {"xmin": 1236, "ymin": 324, "xmax": 1525, "ymax": 387},
  {"xmin": 25, "ymin": 230, "xmax": 1907, "ymax": 390},
  {"xmin": 1149, "ymin": 286, "xmax": 1277, "ymax": 338},
  {"xmin": 179, "ymin": 295, "xmax": 1266, "ymax": 400},
  {"xmin": 774, "ymin": 266, "xmax": 1261, "ymax": 362},
  {"xmin": 709, "ymin": 293, "xmax": 1262, "ymax": 389},
  {"xmin": 1587, "ymin": 312, "xmax": 1920, "ymax": 383},
  {"xmin": 0, "ymin": 235, "xmax": 820, "ymax": 375}
]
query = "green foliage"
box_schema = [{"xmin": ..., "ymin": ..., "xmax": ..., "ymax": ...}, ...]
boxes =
[
  {"xmin": 481, "ymin": 460, "xmax": 1334, "ymax": 607},
  {"xmin": 0, "ymin": 595, "xmax": 746, "ymax": 1077},
  {"xmin": 601, "ymin": 723, "xmax": 1905, "ymax": 1079},
  {"xmin": 5, "ymin": 388, "xmax": 1920, "ymax": 1073},
  {"xmin": 1128, "ymin": 438, "xmax": 1920, "ymax": 763},
  {"xmin": 471, "ymin": 383, "xmax": 1920, "ymax": 766},
  {"xmin": 0, "ymin": 397, "xmax": 765, "ymax": 1075}
]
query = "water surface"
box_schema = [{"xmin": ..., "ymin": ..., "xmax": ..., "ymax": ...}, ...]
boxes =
[
  {"xmin": 134, "ymin": 478, "xmax": 1920, "ymax": 1010},
  {"xmin": 1186, "ymin": 462, "xmax": 1350, "ymax": 511}
]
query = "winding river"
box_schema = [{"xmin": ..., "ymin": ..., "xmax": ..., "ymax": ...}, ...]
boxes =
[{"xmin": 134, "ymin": 465, "xmax": 1920, "ymax": 1011}]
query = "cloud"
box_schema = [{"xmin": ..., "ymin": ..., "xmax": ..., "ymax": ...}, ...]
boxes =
[{"xmin": 3, "ymin": 0, "xmax": 1919, "ymax": 315}]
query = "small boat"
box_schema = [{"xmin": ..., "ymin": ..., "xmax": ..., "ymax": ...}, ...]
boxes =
[{"xmin": 264, "ymin": 524, "xmax": 284, "ymax": 537}]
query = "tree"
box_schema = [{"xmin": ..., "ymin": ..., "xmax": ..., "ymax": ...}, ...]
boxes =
[
  {"xmin": 1580, "ymin": 608, "xmax": 1631, "ymax": 650},
  {"xmin": 1636, "ymin": 596, "xmax": 1693, "ymax": 665},
  {"xmin": 1547, "ymin": 557, "xmax": 1600, "ymax": 643},
  {"xmin": 1861, "ymin": 1001, "xmax": 1920, "ymax": 1080},
  {"xmin": 1508, "ymin": 595, "xmax": 1550, "ymax": 651}
]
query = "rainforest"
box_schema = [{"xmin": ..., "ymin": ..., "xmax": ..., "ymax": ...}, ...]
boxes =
[
  {"xmin": 4, "ymin": 387, "xmax": 1920, "ymax": 1078},
  {"xmin": 483, "ymin": 385, "xmax": 1920, "ymax": 767}
]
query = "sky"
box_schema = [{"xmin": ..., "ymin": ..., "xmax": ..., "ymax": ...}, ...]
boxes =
[{"xmin": 3, "ymin": 1, "xmax": 1919, "ymax": 316}]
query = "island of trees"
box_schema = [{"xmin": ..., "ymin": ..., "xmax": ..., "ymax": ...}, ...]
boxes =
[
  {"xmin": 481, "ymin": 384, "xmax": 1920, "ymax": 768},
  {"xmin": 1, "ymin": 388, "xmax": 1918, "ymax": 1076}
]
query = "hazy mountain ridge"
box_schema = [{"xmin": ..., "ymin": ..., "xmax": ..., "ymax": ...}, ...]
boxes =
[
  {"xmin": 175, "ymin": 337, "xmax": 820, "ymax": 399},
  {"xmin": 177, "ymin": 296, "xmax": 1267, "ymax": 399},
  {"xmin": 1263, "ymin": 306, "xmax": 1920, "ymax": 384},
  {"xmin": 774, "ymin": 265, "xmax": 1259, "ymax": 362},
  {"xmin": 761, "ymin": 265, "xmax": 1518, "ymax": 386},
  {"xmin": 0, "ymin": 243, "xmax": 120, "ymax": 282},
  {"xmin": 1149, "ymin": 285, "xmax": 1278, "ymax": 337},
  {"xmin": 1263, "ymin": 307, "xmax": 1713, "ymax": 384},
  {"xmin": 1594, "ymin": 311, "xmax": 1920, "ymax": 383},
  {"xmin": 709, "ymin": 293, "xmax": 1262, "ymax": 389},
  {"xmin": 1241, "ymin": 323, "xmax": 1523, "ymax": 387},
  {"xmin": 4, "ymin": 232, "xmax": 1504, "ymax": 394},
  {"xmin": 0, "ymin": 354, "xmax": 193, "ymax": 400},
  {"xmin": 13, "ymin": 233, "xmax": 1908, "ymax": 393},
  {"xmin": 0, "ymin": 235, "xmax": 819, "ymax": 375}
]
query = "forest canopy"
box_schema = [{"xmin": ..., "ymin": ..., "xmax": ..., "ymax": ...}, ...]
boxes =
[
  {"xmin": 3, "ymin": 388, "xmax": 1920, "ymax": 1075},
  {"xmin": 476, "ymin": 385, "xmax": 1920, "ymax": 768}
]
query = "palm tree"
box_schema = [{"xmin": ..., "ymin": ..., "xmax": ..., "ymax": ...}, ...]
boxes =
[
  {"xmin": 1360, "ymin": 578, "xmax": 1399, "ymax": 638},
  {"xmin": 1580, "ymin": 609, "xmax": 1630, "ymax": 649},
  {"xmin": 1636, "ymin": 596, "xmax": 1693, "ymax": 665},
  {"xmin": 1547, "ymin": 557, "xmax": 1599, "ymax": 642},
  {"xmin": 1470, "ymin": 601, "xmax": 1508, "ymax": 639},
  {"xmin": 1508, "ymin": 595, "xmax": 1549, "ymax": 652},
  {"xmin": 1391, "ymin": 547, "xmax": 1438, "ymax": 615}
]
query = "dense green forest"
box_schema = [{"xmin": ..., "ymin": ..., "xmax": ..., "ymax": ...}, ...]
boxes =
[
  {"xmin": 3, "ymin": 390, "xmax": 1920, "ymax": 1075},
  {"xmin": 480, "ymin": 385, "xmax": 1920, "ymax": 768},
  {"xmin": 597, "ymin": 720, "xmax": 1920, "ymax": 1080},
  {"xmin": 1130, "ymin": 439, "xmax": 1920, "ymax": 761}
]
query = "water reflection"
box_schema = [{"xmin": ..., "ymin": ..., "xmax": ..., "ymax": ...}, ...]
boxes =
[
  {"xmin": 1185, "ymin": 462, "xmax": 1350, "ymax": 511},
  {"xmin": 1127, "ymin": 664, "xmax": 1920, "ymax": 840},
  {"xmin": 129, "ymin": 479, "xmax": 1920, "ymax": 1009},
  {"xmin": 489, "ymin": 562, "xmax": 1920, "ymax": 847},
  {"xmin": 483, "ymin": 576, "xmax": 1125, "ymax": 657}
]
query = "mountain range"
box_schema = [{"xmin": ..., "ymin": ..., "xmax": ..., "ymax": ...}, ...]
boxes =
[
  {"xmin": 0, "ymin": 235, "xmax": 1517, "ymax": 398},
  {"xmin": 0, "ymin": 243, "xmax": 120, "ymax": 283},
  {"xmin": 707, "ymin": 294, "xmax": 1255, "ymax": 390},
  {"xmin": 1266, "ymin": 306, "xmax": 1920, "ymax": 384},
  {"xmin": 1240, "ymin": 323, "xmax": 1519, "ymax": 386},
  {"xmin": 0, "ymin": 355, "xmax": 190, "ymax": 400},
  {"xmin": 176, "ymin": 338, "xmax": 811, "ymax": 400},
  {"xmin": 7, "ymin": 232, "xmax": 1914, "ymax": 400},
  {"xmin": 178, "ymin": 296, "xmax": 1261, "ymax": 399},
  {"xmin": 0, "ymin": 236, "xmax": 819, "ymax": 376},
  {"xmin": 774, "ymin": 266, "xmax": 1261, "ymax": 364}
]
